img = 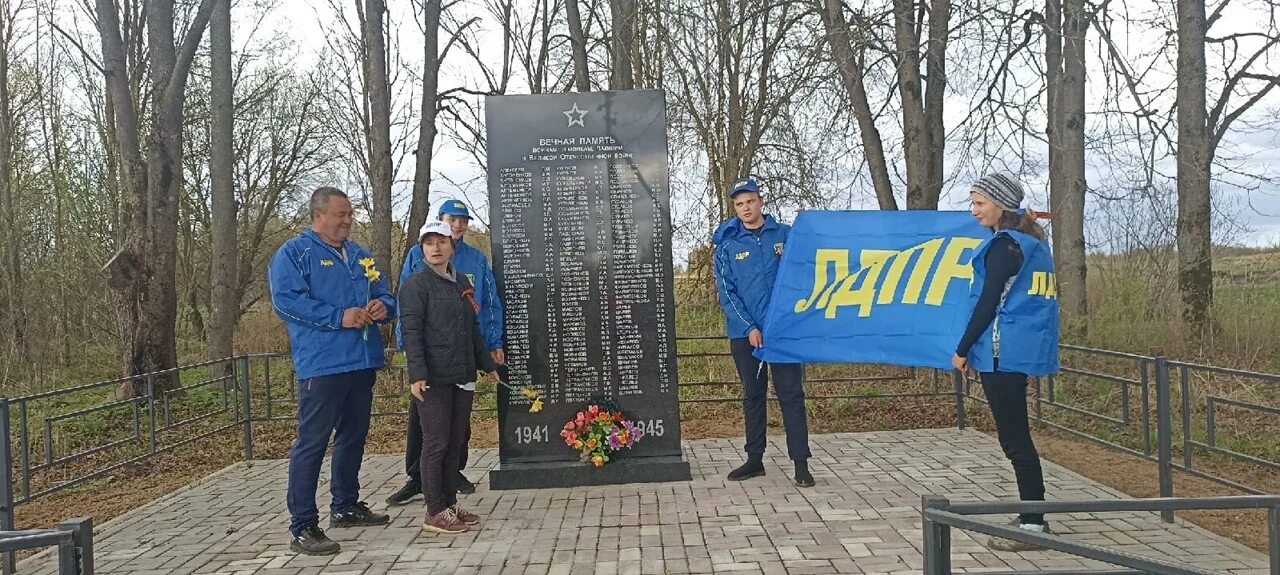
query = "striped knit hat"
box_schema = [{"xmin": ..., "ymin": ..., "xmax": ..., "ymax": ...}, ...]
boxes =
[{"xmin": 971, "ymin": 172, "xmax": 1025, "ymax": 212}]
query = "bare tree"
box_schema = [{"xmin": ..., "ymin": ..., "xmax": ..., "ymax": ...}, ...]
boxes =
[
  {"xmin": 36, "ymin": 1, "xmax": 73, "ymax": 365},
  {"xmin": 817, "ymin": 0, "xmax": 896, "ymax": 209},
  {"xmin": 922, "ymin": 0, "xmax": 947, "ymax": 197},
  {"xmin": 1045, "ymin": 0, "xmax": 1090, "ymax": 326},
  {"xmin": 96, "ymin": 0, "xmax": 217, "ymax": 393},
  {"xmin": 403, "ymin": 0, "xmax": 442, "ymax": 262},
  {"xmin": 566, "ymin": 0, "xmax": 590, "ymax": 90},
  {"xmin": 0, "ymin": 0, "xmax": 24, "ymax": 355},
  {"xmin": 364, "ymin": 0, "xmax": 393, "ymax": 273},
  {"xmin": 1174, "ymin": 0, "xmax": 1280, "ymax": 331},
  {"xmin": 891, "ymin": 0, "xmax": 947, "ymax": 209},
  {"xmin": 208, "ymin": 0, "xmax": 236, "ymax": 366},
  {"xmin": 633, "ymin": 0, "xmax": 665, "ymax": 89},
  {"xmin": 664, "ymin": 0, "xmax": 822, "ymax": 224},
  {"xmin": 1176, "ymin": 0, "xmax": 1213, "ymax": 332},
  {"xmin": 508, "ymin": 0, "xmax": 565, "ymax": 94},
  {"xmin": 233, "ymin": 72, "xmax": 336, "ymax": 312},
  {"xmin": 608, "ymin": 0, "xmax": 634, "ymax": 89}
]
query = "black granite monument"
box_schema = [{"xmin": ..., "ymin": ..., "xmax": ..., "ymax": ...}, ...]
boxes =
[{"xmin": 485, "ymin": 89, "xmax": 691, "ymax": 489}]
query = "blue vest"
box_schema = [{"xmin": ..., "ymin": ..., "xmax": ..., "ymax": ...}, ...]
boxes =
[{"xmin": 965, "ymin": 229, "xmax": 1060, "ymax": 376}]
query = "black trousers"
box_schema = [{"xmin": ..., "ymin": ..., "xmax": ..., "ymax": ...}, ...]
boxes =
[
  {"xmin": 286, "ymin": 370, "xmax": 375, "ymax": 535},
  {"xmin": 980, "ymin": 365, "xmax": 1046, "ymax": 525},
  {"xmin": 405, "ymin": 400, "xmax": 470, "ymax": 484},
  {"xmin": 404, "ymin": 364, "xmax": 507, "ymax": 483},
  {"xmin": 415, "ymin": 384, "xmax": 474, "ymax": 515},
  {"xmin": 730, "ymin": 338, "xmax": 811, "ymax": 461}
]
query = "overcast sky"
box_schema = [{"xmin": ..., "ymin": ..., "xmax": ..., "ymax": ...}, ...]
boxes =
[{"xmin": 252, "ymin": 0, "xmax": 1280, "ymax": 256}]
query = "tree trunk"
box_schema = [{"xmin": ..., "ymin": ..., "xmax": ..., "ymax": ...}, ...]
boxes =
[
  {"xmin": 1045, "ymin": 0, "xmax": 1062, "ymax": 221},
  {"xmin": 719, "ymin": 0, "xmax": 745, "ymax": 215},
  {"xmin": 609, "ymin": 0, "xmax": 635, "ymax": 90},
  {"xmin": 922, "ymin": 0, "xmax": 948, "ymax": 201},
  {"xmin": 48, "ymin": 87, "xmax": 71, "ymax": 366},
  {"xmin": 144, "ymin": 0, "xmax": 187, "ymax": 393},
  {"xmin": 819, "ymin": 0, "xmax": 896, "ymax": 209},
  {"xmin": 97, "ymin": 0, "xmax": 151, "ymax": 394},
  {"xmin": 97, "ymin": 0, "xmax": 217, "ymax": 395},
  {"xmin": 1055, "ymin": 0, "xmax": 1090, "ymax": 327},
  {"xmin": 0, "ymin": 9, "xmax": 24, "ymax": 355},
  {"xmin": 892, "ymin": 0, "xmax": 931, "ymax": 209},
  {"xmin": 364, "ymin": 0, "xmax": 394, "ymax": 274},
  {"xmin": 1176, "ymin": 0, "xmax": 1212, "ymax": 331},
  {"xmin": 404, "ymin": 0, "xmax": 441, "ymax": 272},
  {"xmin": 55, "ymin": 165, "xmax": 70, "ymax": 366},
  {"xmin": 209, "ymin": 0, "xmax": 237, "ymax": 367},
  {"xmin": 566, "ymin": 0, "xmax": 590, "ymax": 91}
]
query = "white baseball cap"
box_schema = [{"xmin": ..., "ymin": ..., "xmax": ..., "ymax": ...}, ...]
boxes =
[{"xmin": 418, "ymin": 220, "xmax": 452, "ymax": 241}]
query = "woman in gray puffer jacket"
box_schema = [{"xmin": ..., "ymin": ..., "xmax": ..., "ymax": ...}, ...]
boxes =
[{"xmin": 399, "ymin": 220, "xmax": 497, "ymax": 535}]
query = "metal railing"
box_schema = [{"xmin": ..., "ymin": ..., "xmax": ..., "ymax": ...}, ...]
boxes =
[
  {"xmin": 961, "ymin": 347, "xmax": 1278, "ymax": 520},
  {"xmin": 921, "ymin": 495, "xmax": 1280, "ymax": 575},
  {"xmin": 673, "ymin": 334, "xmax": 938, "ymax": 404},
  {"xmin": 1167, "ymin": 360, "xmax": 1280, "ymax": 494},
  {"xmin": 0, "ymin": 518, "xmax": 92, "ymax": 575}
]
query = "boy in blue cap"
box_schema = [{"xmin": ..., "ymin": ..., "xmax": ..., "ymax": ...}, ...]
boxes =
[
  {"xmin": 712, "ymin": 177, "xmax": 813, "ymax": 487},
  {"xmin": 388, "ymin": 198, "xmax": 505, "ymax": 503}
]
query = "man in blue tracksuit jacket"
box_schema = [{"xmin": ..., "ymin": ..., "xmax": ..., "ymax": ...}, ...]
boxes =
[
  {"xmin": 268, "ymin": 187, "xmax": 396, "ymax": 556},
  {"xmin": 712, "ymin": 177, "xmax": 813, "ymax": 487},
  {"xmin": 387, "ymin": 198, "xmax": 505, "ymax": 504}
]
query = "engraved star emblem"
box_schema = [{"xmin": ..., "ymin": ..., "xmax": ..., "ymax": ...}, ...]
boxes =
[{"xmin": 563, "ymin": 102, "xmax": 588, "ymax": 127}]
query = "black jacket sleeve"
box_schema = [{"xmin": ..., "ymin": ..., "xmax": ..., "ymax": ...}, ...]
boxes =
[
  {"xmin": 400, "ymin": 273, "xmax": 432, "ymax": 384},
  {"xmin": 956, "ymin": 235, "xmax": 1022, "ymax": 357}
]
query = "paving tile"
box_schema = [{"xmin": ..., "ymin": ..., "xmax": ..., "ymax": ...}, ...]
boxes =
[{"xmin": 13, "ymin": 430, "xmax": 1270, "ymax": 575}]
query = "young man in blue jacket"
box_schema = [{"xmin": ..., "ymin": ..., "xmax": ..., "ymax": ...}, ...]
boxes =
[
  {"xmin": 387, "ymin": 198, "xmax": 505, "ymax": 504},
  {"xmin": 712, "ymin": 177, "xmax": 813, "ymax": 487},
  {"xmin": 268, "ymin": 187, "xmax": 396, "ymax": 555}
]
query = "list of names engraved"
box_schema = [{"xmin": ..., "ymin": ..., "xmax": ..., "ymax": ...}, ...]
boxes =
[{"xmin": 487, "ymin": 90, "xmax": 681, "ymax": 462}]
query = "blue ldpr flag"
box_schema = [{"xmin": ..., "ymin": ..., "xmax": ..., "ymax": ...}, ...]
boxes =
[{"xmin": 753, "ymin": 211, "xmax": 990, "ymax": 369}]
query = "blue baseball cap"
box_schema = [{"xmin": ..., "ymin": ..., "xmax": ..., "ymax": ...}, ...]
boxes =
[
  {"xmin": 729, "ymin": 177, "xmax": 762, "ymax": 197},
  {"xmin": 438, "ymin": 199, "xmax": 471, "ymax": 219}
]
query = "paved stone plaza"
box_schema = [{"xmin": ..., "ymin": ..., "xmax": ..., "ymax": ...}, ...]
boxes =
[{"xmin": 18, "ymin": 429, "xmax": 1272, "ymax": 574}]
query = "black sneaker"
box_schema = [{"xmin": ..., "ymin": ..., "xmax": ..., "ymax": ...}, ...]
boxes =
[
  {"xmin": 727, "ymin": 458, "xmax": 766, "ymax": 481},
  {"xmin": 329, "ymin": 501, "xmax": 390, "ymax": 528},
  {"xmin": 386, "ymin": 480, "xmax": 421, "ymax": 506},
  {"xmin": 290, "ymin": 526, "xmax": 340, "ymax": 555},
  {"xmin": 456, "ymin": 472, "xmax": 476, "ymax": 495}
]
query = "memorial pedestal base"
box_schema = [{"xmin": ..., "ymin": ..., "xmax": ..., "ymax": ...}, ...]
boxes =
[{"xmin": 488, "ymin": 452, "xmax": 692, "ymax": 490}]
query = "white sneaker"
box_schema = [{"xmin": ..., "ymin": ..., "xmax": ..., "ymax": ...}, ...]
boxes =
[{"xmin": 987, "ymin": 519, "xmax": 1051, "ymax": 552}]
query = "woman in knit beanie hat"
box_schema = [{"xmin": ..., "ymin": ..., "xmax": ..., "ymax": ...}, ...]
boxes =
[
  {"xmin": 953, "ymin": 172, "xmax": 1060, "ymax": 551},
  {"xmin": 968, "ymin": 172, "xmax": 1046, "ymax": 240}
]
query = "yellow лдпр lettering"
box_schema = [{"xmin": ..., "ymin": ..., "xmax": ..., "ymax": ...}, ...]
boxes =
[
  {"xmin": 795, "ymin": 248, "xmax": 849, "ymax": 313},
  {"xmin": 925, "ymin": 237, "xmax": 981, "ymax": 305},
  {"xmin": 894, "ymin": 239, "xmax": 942, "ymax": 305},
  {"xmin": 825, "ymin": 255, "xmax": 889, "ymax": 318},
  {"xmin": 1027, "ymin": 271, "xmax": 1059, "ymax": 299},
  {"xmin": 795, "ymin": 237, "xmax": 984, "ymax": 318}
]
